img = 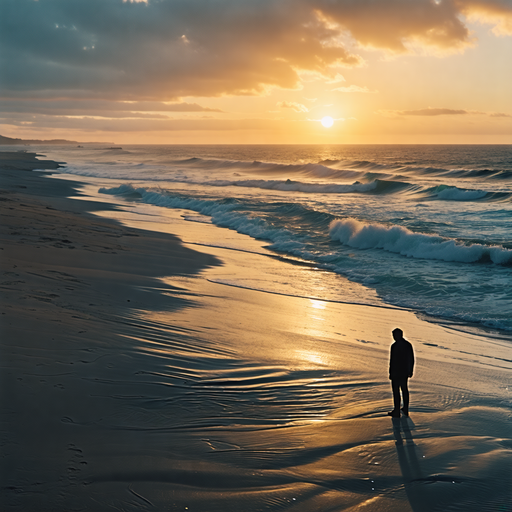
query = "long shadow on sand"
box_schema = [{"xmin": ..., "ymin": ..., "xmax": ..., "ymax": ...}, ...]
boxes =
[
  {"xmin": 392, "ymin": 416, "xmax": 481, "ymax": 512},
  {"xmin": 393, "ymin": 417, "xmax": 429, "ymax": 512}
]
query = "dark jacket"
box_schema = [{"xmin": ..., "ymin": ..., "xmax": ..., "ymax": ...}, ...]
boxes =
[{"xmin": 389, "ymin": 339, "xmax": 414, "ymax": 380}]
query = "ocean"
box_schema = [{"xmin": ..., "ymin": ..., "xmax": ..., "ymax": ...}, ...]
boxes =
[{"xmin": 27, "ymin": 144, "xmax": 512, "ymax": 334}]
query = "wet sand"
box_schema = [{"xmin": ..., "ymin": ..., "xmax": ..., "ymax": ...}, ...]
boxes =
[{"xmin": 1, "ymin": 152, "xmax": 510, "ymax": 511}]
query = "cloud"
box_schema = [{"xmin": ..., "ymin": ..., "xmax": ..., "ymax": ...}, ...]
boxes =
[
  {"xmin": 378, "ymin": 107, "xmax": 511, "ymax": 117},
  {"xmin": 0, "ymin": 99, "xmax": 224, "ymax": 117},
  {"xmin": 0, "ymin": 0, "xmax": 361, "ymax": 101},
  {"xmin": 455, "ymin": 0, "xmax": 512, "ymax": 36},
  {"xmin": 489, "ymin": 112, "xmax": 512, "ymax": 118},
  {"xmin": 397, "ymin": 107, "xmax": 469, "ymax": 116},
  {"xmin": 1, "ymin": 0, "xmax": 511, "ymax": 105},
  {"xmin": 332, "ymin": 85, "xmax": 377, "ymax": 93},
  {"xmin": 315, "ymin": 3, "xmax": 469, "ymax": 54},
  {"xmin": 325, "ymin": 73, "xmax": 346, "ymax": 84},
  {"xmin": 307, "ymin": 117, "xmax": 345, "ymax": 122},
  {"xmin": 0, "ymin": 113, "xmax": 283, "ymax": 133},
  {"xmin": 277, "ymin": 101, "xmax": 309, "ymax": 113}
]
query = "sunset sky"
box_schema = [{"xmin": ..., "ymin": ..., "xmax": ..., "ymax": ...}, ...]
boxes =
[{"xmin": 1, "ymin": 0, "xmax": 511, "ymax": 144}]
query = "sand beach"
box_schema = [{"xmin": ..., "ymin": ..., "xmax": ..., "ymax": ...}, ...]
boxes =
[{"xmin": 1, "ymin": 151, "xmax": 510, "ymax": 511}]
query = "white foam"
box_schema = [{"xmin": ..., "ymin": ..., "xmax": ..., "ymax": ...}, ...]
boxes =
[
  {"xmin": 100, "ymin": 185, "xmax": 301, "ymax": 247},
  {"xmin": 329, "ymin": 218, "xmax": 512, "ymax": 265}
]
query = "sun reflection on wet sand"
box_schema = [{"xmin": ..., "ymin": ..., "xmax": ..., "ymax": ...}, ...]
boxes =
[{"xmin": 309, "ymin": 299, "xmax": 326, "ymax": 310}]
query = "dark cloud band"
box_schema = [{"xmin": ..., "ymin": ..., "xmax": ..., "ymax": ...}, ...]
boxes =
[{"xmin": 2, "ymin": 0, "xmax": 510, "ymax": 102}]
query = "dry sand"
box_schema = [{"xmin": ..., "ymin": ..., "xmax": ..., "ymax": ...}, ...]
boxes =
[{"xmin": 1, "ymin": 152, "xmax": 510, "ymax": 511}]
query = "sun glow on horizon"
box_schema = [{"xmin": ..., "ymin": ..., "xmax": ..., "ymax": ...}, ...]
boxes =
[{"xmin": 321, "ymin": 116, "xmax": 334, "ymax": 128}]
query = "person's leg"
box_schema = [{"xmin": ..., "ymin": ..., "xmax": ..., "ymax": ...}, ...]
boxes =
[
  {"xmin": 391, "ymin": 379, "xmax": 401, "ymax": 414},
  {"xmin": 400, "ymin": 378, "xmax": 410, "ymax": 415}
]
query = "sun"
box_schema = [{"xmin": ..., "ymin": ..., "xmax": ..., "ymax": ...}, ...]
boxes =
[{"xmin": 321, "ymin": 116, "xmax": 334, "ymax": 128}]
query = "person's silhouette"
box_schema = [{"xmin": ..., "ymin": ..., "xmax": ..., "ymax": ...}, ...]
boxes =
[{"xmin": 388, "ymin": 328, "xmax": 414, "ymax": 418}]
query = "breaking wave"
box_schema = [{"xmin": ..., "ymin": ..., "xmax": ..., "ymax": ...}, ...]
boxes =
[
  {"xmin": 435, "ymin": 187, "xmax": 488, "ymax": 201},
  {"xmin": 101, "ymin": 184, "xmax": 512, "ymax": 267},
  {"xmin": 99, "ymin": 184, "xmax": 302, "ymax": 248},
  {"xmin": 201, "ymin": 178, "xmax": 411, "ymax": 195},
  {"xmin": 420, "ymin": 185, "xmax": 511, "ymax": 202},
  {"xmin": 329, "ymin": 218, "xmax": 512, "ymax": 265}
]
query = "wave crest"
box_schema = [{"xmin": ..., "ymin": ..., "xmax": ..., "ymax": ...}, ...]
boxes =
[
  {"xmin": 329, "ymin": 218, "xmax": 512, "ymax": 265},
  {"xmin": 435, "ymin": 186, "xmax": 488, "ymax": 201},
  {"xmin": 205, "ymin": 178, "xmax": 385, "ymax": 194}
]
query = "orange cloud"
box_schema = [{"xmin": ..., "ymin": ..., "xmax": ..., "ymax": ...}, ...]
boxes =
[
  {"xmin": 0, "ymin": 114, "xmax": 284, "ymax": 133},
  {"xmin": 455, "ymin": 0, "xmax": 512, "ymax": 35},
  {"xmin": 378, "ymin": 107, "xmax": 511, "ymax": 117},
  {"xmin": 277, "ymin": 101, "xmax": 309, "ymax": 112},
  {"xmin": 332, "ymin": 85, "xmax": 377, "ymax": 93},
  {"xmin": 315, "ymin": 0, "xmax": 473, "ymax": 54},
  {"xmin": 489, "ymin": 112, "xmax": 512, "ymax": 118},
  {"xmin": 0, "ymin": 99, "xmax": 224, "ymax": 117}
]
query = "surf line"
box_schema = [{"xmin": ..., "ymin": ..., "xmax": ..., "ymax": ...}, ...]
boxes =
[
  {"xmin": 206, "ymin": 279, "xmax": 409, "ymax": 312},
  {"xmin": 185, "ymin": 240, "xmax": 314, "ymax": 266}
]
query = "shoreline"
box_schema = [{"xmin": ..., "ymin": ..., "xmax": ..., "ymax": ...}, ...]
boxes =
[
  {"xmin": 1, "ymin": 151, "xmax": 510, "ymax": 511},
  {"xmin": 75, "ymin": 172, "xmax": 512, "ymax": 346}
]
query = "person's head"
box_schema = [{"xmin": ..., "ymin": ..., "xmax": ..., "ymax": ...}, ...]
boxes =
[{"xmin": 392, "ymin": 328, "xmax": 403, "ymax": 341}]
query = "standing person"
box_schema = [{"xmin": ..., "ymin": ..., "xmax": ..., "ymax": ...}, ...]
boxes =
[{"xmin": 388, "ymin": 328, "xmax": 414, "ymax": 418}]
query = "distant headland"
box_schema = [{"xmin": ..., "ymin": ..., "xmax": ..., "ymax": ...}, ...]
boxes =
[{"xmin": 0, "ymin": 134, "xmax": 113, "ymax": 145}]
